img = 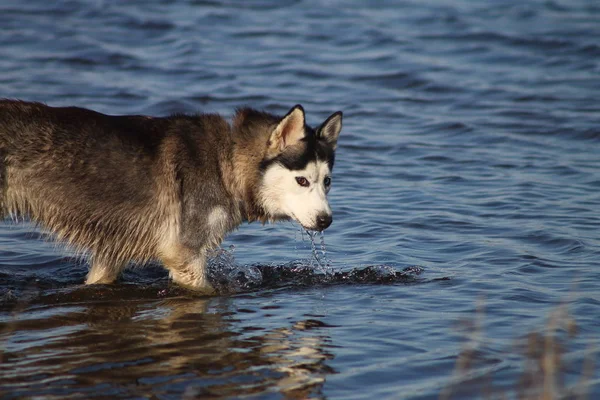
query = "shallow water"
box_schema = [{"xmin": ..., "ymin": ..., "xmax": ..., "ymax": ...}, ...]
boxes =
[{"xmin": 1, "ymin": 0, "xmax": 599, "ymax": 398}]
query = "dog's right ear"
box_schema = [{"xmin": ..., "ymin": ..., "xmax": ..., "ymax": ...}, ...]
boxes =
[
  {"xmin": 317, "ymin": 111, "xmax": 342, "ymax": 150},
  {"xmin": 267, "ymin": 105, "xmax": 306, "ymax": 157}
]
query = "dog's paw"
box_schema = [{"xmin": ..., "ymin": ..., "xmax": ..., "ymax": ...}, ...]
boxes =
[{"xmin": 170, "ymin": 272, "xmax": 216, "ymax": 295}]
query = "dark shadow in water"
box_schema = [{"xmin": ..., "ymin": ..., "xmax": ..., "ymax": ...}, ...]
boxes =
[
  {"xmin": 0, "ymin": 259, "xmax": 437, "ymax": 306},
  {"xmin": 213, "ymin": 262, "xmax": 430, "ymax": 292}
]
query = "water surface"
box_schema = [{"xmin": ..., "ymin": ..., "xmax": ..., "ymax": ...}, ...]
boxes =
[{"xmin": 1, "ymin": 0, "xmax": 599, "ymax": 398}]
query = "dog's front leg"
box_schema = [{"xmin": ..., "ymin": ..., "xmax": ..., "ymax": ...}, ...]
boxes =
[
  {"xmin": 170, "ymin": 255, "xmax": 214, "ymax": 293},
  {"xmin": 86, "ymin": 257, "xmax": 126, "ymax": 285},
  {"xmin": 161, "ymin": 245, "xmax": 215, "ymax": 294}
]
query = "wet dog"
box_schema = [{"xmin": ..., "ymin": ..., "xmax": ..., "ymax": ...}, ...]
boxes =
[{"xmin": 0, "ymin": 100, "xmax": 342, "ymax": 293}]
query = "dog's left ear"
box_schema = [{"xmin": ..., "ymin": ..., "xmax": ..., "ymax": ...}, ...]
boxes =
[
  {"xmin": 268, "ymin": 105, "xmax": 306, "ymax": 156},
  {"xmin": 317, "ymin": 111, "xmax": 343, "ymax": 150}
]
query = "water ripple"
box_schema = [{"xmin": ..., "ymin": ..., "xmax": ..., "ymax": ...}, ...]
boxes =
[{"xmin": 1, "ymin": 0, "xmax": 600, "ymax": 398}]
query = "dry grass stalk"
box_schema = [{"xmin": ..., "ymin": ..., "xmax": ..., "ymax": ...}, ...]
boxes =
[{"xmin": 441, "ymin": 301, "xmax": 595, "ymax": 400}]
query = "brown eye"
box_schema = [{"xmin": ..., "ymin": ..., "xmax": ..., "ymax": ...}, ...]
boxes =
[
  {"xmin": 324, "ymin": 177, "xmax": 331, "ymax": 187},
  {"xmin": 295, "ymin": 177, "xmax": 309, "ymax": 187}
]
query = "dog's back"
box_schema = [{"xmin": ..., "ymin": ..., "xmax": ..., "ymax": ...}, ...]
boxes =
[{"xmin": 0, "ymin": 100, "xmax": 178, "ymax": 264}]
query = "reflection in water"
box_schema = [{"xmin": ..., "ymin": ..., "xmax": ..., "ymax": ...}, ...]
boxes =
[{"xmin": 0, "ymin": 291, "xmax": 334, "ymax": 399}]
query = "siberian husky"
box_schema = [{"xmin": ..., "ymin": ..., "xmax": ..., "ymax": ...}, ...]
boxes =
[{"xmin": 0, "ymin": 100, "xmax": 342, "ymax": 293}]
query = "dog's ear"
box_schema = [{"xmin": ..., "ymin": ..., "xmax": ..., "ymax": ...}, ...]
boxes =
[
  {"xmin": 317, "ymin": 111, "xmax": 342, "ymax": 150},
  {"xmin": 268, "ymin": 105, "xmax": 306, "ymax": 155}
]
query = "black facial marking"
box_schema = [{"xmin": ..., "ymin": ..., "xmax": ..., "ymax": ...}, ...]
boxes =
[{"xmin": 260, "ymin": 126, "xmax": 335, "ymax": 172}]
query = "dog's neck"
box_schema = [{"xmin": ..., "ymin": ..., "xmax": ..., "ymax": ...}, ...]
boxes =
[{"xmin": 220, "ymin": 108, "xmax": 276, "ymax": 223}]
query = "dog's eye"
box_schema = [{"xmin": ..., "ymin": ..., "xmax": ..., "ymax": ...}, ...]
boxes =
[
  {"xmin": 324, "ymin": 177, "xmax": 331, "ymax": 187},
  {"xmin": 295, "ymin": 177, "xmax": 309, "ymax": 187}
]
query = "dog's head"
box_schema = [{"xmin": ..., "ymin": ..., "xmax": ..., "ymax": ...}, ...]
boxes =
[{"xmin": 257, "ymin": 105, "xmax": 342, "ymax": 231}]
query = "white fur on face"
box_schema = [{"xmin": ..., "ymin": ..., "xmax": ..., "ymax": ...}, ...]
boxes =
[{"xmin": 258, "ymin": 160, "xmax": 332, "ymax": 230}]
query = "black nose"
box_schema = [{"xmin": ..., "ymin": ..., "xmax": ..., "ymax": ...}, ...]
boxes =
[{"xmin": 316, "ymin": 214, "xmax": 332, "ymax": 231}]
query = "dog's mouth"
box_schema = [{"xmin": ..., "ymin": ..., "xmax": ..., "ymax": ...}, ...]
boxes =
[
  {"xmin": 303, "ymin": 224, "xmax": 323, "ymax": 232},
  {"xmin": 290, "ymin": 213, "xmax": 315, "ymax": 231},
  {"xmin": 291, "ymin": 213, "xmax": 331, "ymax": 232}
]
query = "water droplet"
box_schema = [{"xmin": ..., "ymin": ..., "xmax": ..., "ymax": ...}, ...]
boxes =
[
  {"xmin": 305, "ymin": 230, "xmax": 333, "ymax": 277},
  {"xmin": 227, "ymin": 265, "xmax": 262, "ymax": 291}
]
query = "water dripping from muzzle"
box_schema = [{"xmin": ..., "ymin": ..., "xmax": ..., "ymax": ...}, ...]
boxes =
[{"xmin": 305, "ymin": 230, "xmax": 333, "ymax": 276}]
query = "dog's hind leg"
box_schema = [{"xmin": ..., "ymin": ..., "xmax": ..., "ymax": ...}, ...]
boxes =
[
  {"xmin": 86, "ymin": 257, "xmax": 125, "ymax": 285},
  {"xmin": 160, "ymin": 245, "xmax": 215, "ymax": 294}
]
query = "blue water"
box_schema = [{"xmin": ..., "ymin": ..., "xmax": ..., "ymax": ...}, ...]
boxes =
[{"xmin": 1, "ymin": 0, "xmax": 599, "ymax": 398}]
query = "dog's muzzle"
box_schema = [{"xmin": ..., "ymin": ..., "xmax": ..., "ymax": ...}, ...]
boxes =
[{"xmin": 315, "ymin": 213, "xmax": 333, "ymax": 231}]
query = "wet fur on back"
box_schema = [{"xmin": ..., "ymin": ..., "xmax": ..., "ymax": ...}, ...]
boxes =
[{"xmin": 0, "ymin": 100, "xmax": 342, "ymax": 292}]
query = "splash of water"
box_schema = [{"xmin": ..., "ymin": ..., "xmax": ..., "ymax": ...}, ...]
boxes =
[
  {"xmin": 207, "ymin": 245, "xmax": 263, "ymax": 292},
  {"xmin": 202, "ymin": 237, "xmax": 428, "ymax": 295}
]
